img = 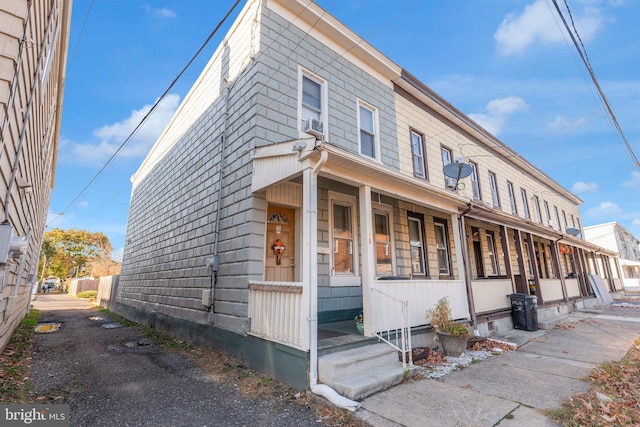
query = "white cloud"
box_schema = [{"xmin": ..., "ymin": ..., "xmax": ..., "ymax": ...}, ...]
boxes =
[
  {"xmin": 468, "ymin": 96, "xmax": 528, "ymax": 135},
  {"xmin": 69, "ymin": 94, "xmax": 180, "ymax": 164},
  {"xmin": 622, "ymin": 171, "xmax": 640, "ymax": 188},
  {"xmin": 547, "ymin": 115, "xmax": 588, "ymax": 131},
  {"xmin": 571, "ymin": 181, "xmax": 599, "ymax": 193},
  {"xmin": 494, "ymin": 0, "xmax": 604, "ymax": 56},
  {"xmin": 77, "ymin": 200, "xmax": 90, "ymax": 208},
  {"xmin": 143, "ymin": 5, "xmax": 176, "ymax": 19},
  {"xmin": 585, "ymin": 201, "xmax": 622, "ymax": 217},
  {"xmin": 633, "ymin": 218, "xmax": 640, "ymax": 225}
]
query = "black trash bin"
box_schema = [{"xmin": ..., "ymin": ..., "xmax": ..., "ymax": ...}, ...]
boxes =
[{"xmin": 509, "ymin": 293, "xmax": 538, "ymax": 331}]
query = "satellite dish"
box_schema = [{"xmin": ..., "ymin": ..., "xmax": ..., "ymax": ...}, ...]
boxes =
[
  {"xmin": 443, "ymin": 161, "xmax": 473, "ymax": 180},
  {"xmin": 566, "ymin": 227, "xmax": 580, "ymax": 236}
]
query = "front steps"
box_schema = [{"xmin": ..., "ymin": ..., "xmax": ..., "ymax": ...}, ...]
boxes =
[{"xmin": 318, "ymin": 343, "xmax": 407, "ymax": 401}]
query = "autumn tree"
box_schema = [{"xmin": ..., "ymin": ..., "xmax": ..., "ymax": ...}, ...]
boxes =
[{"xmin": 39, "ymin": 228, "xmax": 121, "ymax": 280}]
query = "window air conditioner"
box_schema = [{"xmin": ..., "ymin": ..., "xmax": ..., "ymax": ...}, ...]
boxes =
[
  {"xmin": 445, "ymin": 177, "xmax": 457, "ymax": 190},
  {"xmin": 304, "ymin": 119, "xmax": 324, "ymax": 139},
  {"xmin": 547, "ymin": 219, "xmax": 554, "ymax": 227}
]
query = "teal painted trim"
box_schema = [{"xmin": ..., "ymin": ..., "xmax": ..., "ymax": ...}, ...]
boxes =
[{"xmin": 114, "ymin": 303, "xmax": 309, "ymax": 390}]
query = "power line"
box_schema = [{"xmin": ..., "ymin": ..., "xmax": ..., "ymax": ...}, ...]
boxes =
[{"xmin": 551, "ymin": 0, "xmax": 639, "ymax": 169}]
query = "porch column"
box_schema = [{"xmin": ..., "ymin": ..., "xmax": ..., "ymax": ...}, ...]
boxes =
[
  {"xmin": 359, "ymin": 185, "xmax": 374, "ymax": 336},
  {"xmin": 301, "ymin": 167, "xmax": 314, "ymax": 350},
  {"xmin": 500, "ymin": 225, "xmax": 516, "ymax": 293}
]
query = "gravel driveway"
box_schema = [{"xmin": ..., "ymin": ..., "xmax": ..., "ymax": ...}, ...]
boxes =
[{"xmin": 30, "ymin": 293, "xmax": 329, "ymax": 427}]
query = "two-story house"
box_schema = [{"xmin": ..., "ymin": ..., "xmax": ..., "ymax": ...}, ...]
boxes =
[
  {"xmin": 0, "ymin": 0, "xmax": 72, "ymax": 352},
  {"xmin": 585, "ymin": 222, "xmax": 640, "ymax": 290},
  {"xmin": 117, "ymin": 0, "xmax": 619, "ymax": 395}
]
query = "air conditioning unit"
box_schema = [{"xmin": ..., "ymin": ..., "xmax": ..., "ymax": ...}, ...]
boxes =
[
  {"xmin": 445, "ymin": 177, "xmax": 457, "ymax": 190},
  {"xmin": 304, "ymin": 119, "xmax": 324, "ymax": 139},
  {"xmin": 547, "ymin": 219, "xmax": 554, "ymax": 227}
]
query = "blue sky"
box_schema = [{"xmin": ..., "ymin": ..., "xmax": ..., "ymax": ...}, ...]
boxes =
[{"xmin": 50, "ymin": 0, "xmax": 639, "ymax": 260}]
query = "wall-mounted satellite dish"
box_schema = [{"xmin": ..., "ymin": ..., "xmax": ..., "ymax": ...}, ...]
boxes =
[
  {"xmin": 443, "ymin": 161, "xmax": 473, "ymax": 191},
  {"xmin": 566, "ymin": 227, "xmax": 580, "ymax": 237}
]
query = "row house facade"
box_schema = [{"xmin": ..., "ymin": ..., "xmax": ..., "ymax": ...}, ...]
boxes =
[
  {"xmin": 0, "ymin": 0, "xmax": 72, "ymax": 351},
  {"xmin": 118, "ymin": 0, "xmax": 619, "ymax": 391},
  {"xmin": 585, "ymin": 222, "xmax": 640, "ymax": 290}
]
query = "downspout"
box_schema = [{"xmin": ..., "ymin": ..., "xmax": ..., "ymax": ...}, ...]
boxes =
[
  {"xmin": 307, "ymin": 149, "xmax": 359, "ymax": 412},
  {"xmin": 207, "ymin": 78, "xmax": 231, "ymax": 322},
  {"xmin": 457, "ymin": 204, "xmax": 478, "ymax": 332}
]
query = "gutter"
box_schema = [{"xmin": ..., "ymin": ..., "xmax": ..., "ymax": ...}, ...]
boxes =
[
  {"xmin": 458, "ymin": 204, "xmax": 478, "ymax": 331},
  {"xmin": 307, "ymin": 148, "xmax": 360, "ymax": 412}
]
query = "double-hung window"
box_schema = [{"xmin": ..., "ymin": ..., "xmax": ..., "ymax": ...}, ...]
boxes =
[
  {"xmin": 554, "ymin": 206, "xmax": 561, "ymax": 231},
  {"xmin": 486, "ymin": 231, "xmax": 499, "ymax": 275},
  {"xmin": 488, "ymin": 172, "xmax": 500, "ymax": 208},
  {"xmin": 300, "ymin": 74, "xmax": 323, "ymax": 132},
  {"xmin": 441, "ymin": 147, "xmax": 456, "ymax": 189},
  {"xmin": 507, "ymin": 181, "xmax": 517, "ymax": 214},
  {"xmin": 521, "ymin": 189, "xmax": 530, "ymax": 219},
  {"xmin": 408, "ymin": 213, "xmax": 426, "ymax": 276},
  {"xmin": 544, "ymin": 201, "xmax": 552, "ymax": 227},
  {"xmin": 330, "ymin": 193, "xmax": 358, "ymax": 286},
  {"xmin": 359, "ymin": 102, "xmax": 377, "ymax": 159},
  {"xmin": 374, "ymin": 208, "xmax": 393, "ymax": 275},
  {"xmin": 434, "ymin": 218, "xmax": 451, "ymax": 276},
  {"xmin": 470, "ymin": 161, "xmax": 481, "ymax": 200},
  {"xmin": 410, "ymin": 130, "xmax": 427, "ymax": 179},
  {"xmin": 533, "ymin": 196, "xmax": 542, "ymax": 224}
]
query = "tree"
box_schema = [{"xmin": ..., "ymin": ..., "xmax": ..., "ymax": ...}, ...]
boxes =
[{"xmin": 39, "ymin": 228, "xmax": 121, "ymax": 279}]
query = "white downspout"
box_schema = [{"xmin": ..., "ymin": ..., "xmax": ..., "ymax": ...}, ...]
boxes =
[{"xmin": 307, "ymin": 149, "xmax": 360, "ymax": 412}]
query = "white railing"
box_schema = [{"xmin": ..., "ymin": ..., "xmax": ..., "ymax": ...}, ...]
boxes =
[
  {"xmin": 248, "ymin": 281, "xmax": 305, "ymax": 350},
  {"xmin": 370, "ymin": 287, "xmax": 412, "ymax": 367}
]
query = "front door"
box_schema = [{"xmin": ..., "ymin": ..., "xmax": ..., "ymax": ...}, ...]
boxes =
[{"xmin": 265, "ymin": 205, "xmax": 295, "ymax": 282}]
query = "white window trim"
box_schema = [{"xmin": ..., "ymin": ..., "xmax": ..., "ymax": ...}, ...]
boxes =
[
  {"xmin": 329, "ymin": 192, "xmax": 360, "ymax": 287},
  {"xmin": 373, "ymin": 203, "xmax": 395, "ymax": 277},
  {"xmin": 408, "ymin": 215, "xmax": 426, "ymax": 275},
  {"xmin": 357, "ymin": 99, "xmax": 380, "ymax": 162},
  {"xmin": 297, "ymin": 67, "xmax": 328, "ymax": 139}
]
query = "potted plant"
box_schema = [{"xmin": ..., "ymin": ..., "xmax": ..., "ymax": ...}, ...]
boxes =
[
  {"xmin": 426, "ymin": 297, "xmax": 470, "ymax": 357},
  {"xmin": 354, "ymin": 313, "xmax": 364, "ymax": 335}
]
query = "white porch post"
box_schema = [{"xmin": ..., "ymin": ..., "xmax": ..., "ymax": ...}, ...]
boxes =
[
  {"xmin": 359, "ymin": 185, "xmax": 374, "ymax": 335},
  {"xmin": 302, "ymin": 167, "xmax": 313, "ymax": 354}
]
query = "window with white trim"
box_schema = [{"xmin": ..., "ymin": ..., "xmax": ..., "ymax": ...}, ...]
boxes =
[
  {"xmin": 374, "ymin": 209, "xmax": 393, "ymax": 275},
  {"xmin": 533, "ymin": 195, "xmax": 542, "ymax": 224},
  {"xmin": 441, "ymin": 147, "xmax": 456, "ymax": 189},
  {"xmin": 434, "ymin": 218, "xmax": 451, "ymax": 276},
  {"xmin": 544, "ymin": 201, "xmax": 552, "ymax": 227},
  {"xmin": 470, "ymin": 161, "xmax": 481, "ymax": 200},
  {"xmin": 329, "ymin": 193, "xmax": 359, "ymax": 286},
  {"xmin": 358, "ymin": 102, "xmax": 378, "ymax": 159},
  {"xmin": 408, "ymin": 213, "xmax": 426, "ymax": 276},
  {"xmin": 489, "ymin": 172, "xmax": 500, "ymax": 208},
  {"xmin": 507, "ymin": 181, "xmax": 517, "ymax": 214},
  {"xmin": 410, "ymin": 130, "xmax": 427, "ymax": 179},
  {"xmin": 521, "ymin": 189, "xmax": 530, "ymax": 219},
  {"xmin": 554, "ymin": 206, "xmax": 561, "ymax": 231},
  {"xmin": 486, "ymin": 231, "xmax": 500, "ymax": 275}
]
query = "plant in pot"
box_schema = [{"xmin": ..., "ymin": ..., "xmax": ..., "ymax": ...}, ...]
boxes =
[
  {"xmin": 354, "ymin": 313, "xmax": 364, "ymax": 335},
  {"xmin": 426, "ymin": 297, "xmax": 470, "ymax": 357}
]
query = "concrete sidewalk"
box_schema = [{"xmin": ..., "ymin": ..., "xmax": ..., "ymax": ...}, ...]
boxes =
[{"xmin": 354, "ymin": 305, "xmax": 640, "ymax": 427}]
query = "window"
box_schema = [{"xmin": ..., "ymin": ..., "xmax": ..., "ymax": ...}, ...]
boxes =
[
  {"xmin": 410, "ymin": 130, "xmax": 427, "ymax": 179},
  {"xmin": 434, "ymin": 218, "xmax": 451, "ymax": 276},
  {"xmin": 533, "ymin": 196, "xmax": 542, "ymax": 224},
  {"xmin": 521, "ymin": 189, "xmax": 530, "ymax": 219},
  {"xmin": 441, "ymin": 147, "xmax": 456, "ymax": 189},
  {"xmin": 488, "ymin": 172, "xmax": 500, "ymax": 207},
  {"xmin": 507, "ymin": 181, "xmax": 517, "ymax": 214},
  {"xmin": 40, "ymin": 4, "xmax": 60, "ymax": 91},
  {"xmin": 562, "ymin": 210, "xmax": 568, "ymax": 229},
  {"xmin": 359, "ymin": 103, "xmax": 377, "ymax": 159},
  {"xmin": 544, "ymin": 201, "xmax": 552, "ymax": 227},
  {"xmin": 408, "ymin": 213, "xmax": 426, "ymax": 276},
  {"xmin": 374, "ymin": 209, "xmax": 393, "ymax": 275},
  {"xmin": 571, "ymin": 214, "xmax": 576, "ymax": 227},
  {"xmin": 486, "ymin": 231, "xmax": 499, "ymax": 275},
  {"xmin": 554, "ymin": 206, "xmax": 561, "ymax": 231},
  {"xmin": 470, "ymin": 161, "xmax": 481, "ymax": 200},
  {"xmin": 300, "ymin": 74, "xmax": 323, "ymax": 132},
  {"xmin": 332, "ymin": 202, "xmax": 354, "ymax": 274}
]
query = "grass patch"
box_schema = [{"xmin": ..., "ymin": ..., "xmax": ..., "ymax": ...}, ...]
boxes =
[
  {"xmin": 0, "ymin": 309, "xmax": 41, "ymax": 402},
  {"xmin": 76, "ymin": 290, "xmax": 97, "ymax": 301},
  {"xmin": 548, "ymin": 338, "xmax": 640, "ymax": 426}
]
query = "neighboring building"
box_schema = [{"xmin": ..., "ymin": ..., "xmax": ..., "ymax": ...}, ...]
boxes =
[
  {"xmin": 118, "ymin": 0, "xmax": 619, "ymax": 393},
  {"xmin": 0, "ymin": 0, "xmax": 72, "ymax": 351},
  {"xmin": 585, "ymin": 222, "xmax": 640, "ymax": 290}
]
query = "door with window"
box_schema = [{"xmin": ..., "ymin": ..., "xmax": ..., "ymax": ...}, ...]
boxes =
[{"xmin": 265, "ymin": 205, "xmax": 295, "ymax": 282}]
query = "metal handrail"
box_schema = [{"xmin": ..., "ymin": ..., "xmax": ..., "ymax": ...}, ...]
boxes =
[{"xmin": 370, "ymin": 287, "xmax": 413, "ymax": 367}]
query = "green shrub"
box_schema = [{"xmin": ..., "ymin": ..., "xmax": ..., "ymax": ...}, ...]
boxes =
[{"xmin": 76, "ymin": 290, "xmax": 97, "ymax": 301}]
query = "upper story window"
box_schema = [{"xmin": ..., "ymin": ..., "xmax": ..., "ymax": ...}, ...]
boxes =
[
  {"xmin": 299, "ymin": 72, "xmax": 326, "ymax": 135},
  {"xmin": 562, "ymin": 210, "xmax": 568, "ymax": 228},
  {"xmin": 544, "ymin": 201, "xmax": 552, "ymax": 227},
  {"xmin": 408, "ymin": 213, "xmax": 427, "ymax": 276},
  {"xmin": 410, "ymin": 130, "xmax": 427, "ymax": 179},
  {"xmin": 521, "ymin": 189, "xmax": 530, "ymax": 219},
  {"xmin": 358, "ymin": 102, "xmax": 378, "ymax": 159},
  {"xmin": 470, "ymin": 161, "xmax": 481, "ymax": 200},
  {"xmin": 441, "ymin": 147, "xmax": 456, "ymax": 189},
  {"xmin": 533, "ymin": 195, "xmax": 542, "ymax": 224},
  {"xmin": 507, "ymin": 181, "xmax": 517, "ymax": 214},
  {"xmin": 554, "ymin": 206, "xmax": 561, "ymax": 231},
  {"xmin": 571, "ymin": 214, "xmax": 576, "ymax": 227},
  {"xmin": 488, "ymin": 172, "xmax": 500, "ymax": 208}
]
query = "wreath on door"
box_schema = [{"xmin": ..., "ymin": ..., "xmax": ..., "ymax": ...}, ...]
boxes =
[{"xmin": 271, "ymin": 239, "xmax": 286, "ymax": 265}]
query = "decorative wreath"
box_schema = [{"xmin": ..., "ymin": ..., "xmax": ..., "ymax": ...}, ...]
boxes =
[
  {"xmin": 271, "ymin": 239, "xmax": 286, "ymax": 256},
  {"xmin": 559, "ymin": 244, "xmax": 574, "ymax": 255}
]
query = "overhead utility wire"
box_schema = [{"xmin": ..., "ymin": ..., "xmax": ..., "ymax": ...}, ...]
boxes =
[
  {"xmin": 551, "ymin": 0, "xmax": 639, "ymax": 169},
  {"xmin": 54, "ymin": 0, "xmax": 243, "ymax": 220}
]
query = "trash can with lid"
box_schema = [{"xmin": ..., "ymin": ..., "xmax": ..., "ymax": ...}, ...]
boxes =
[{"xmin": 509, "ymin": 293, "xmax": 538, "ymax": 331}]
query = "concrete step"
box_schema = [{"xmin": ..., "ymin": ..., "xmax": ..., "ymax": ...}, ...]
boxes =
[{"xmin": 318, "ymin": 343, "xmax": 407, "ymax": 401}]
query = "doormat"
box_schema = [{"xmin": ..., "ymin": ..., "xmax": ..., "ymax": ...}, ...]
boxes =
[{"xmin": 318, "ymin": 329, "xmax": 348, "ymax": 339}]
